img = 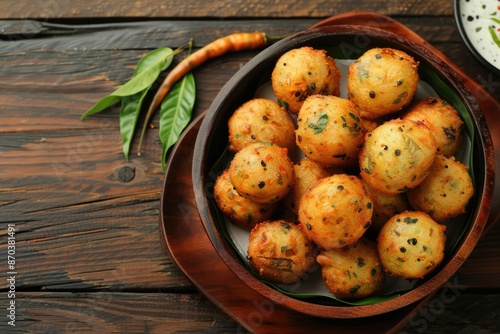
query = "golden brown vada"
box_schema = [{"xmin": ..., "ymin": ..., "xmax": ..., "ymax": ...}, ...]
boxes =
[
  {"xmin": 214, "ymin": 169, "xmax": 277, "ymax": 230},
  {"xmin": 298, "ymin": 174, "xmax": 373, "ymax": 250},
  {"xmin": 360, "ymin": 179, "xmax": 411, "ymax": 233},
  {"xmin": 317, "ymin": 238, "xmax": 385, "ymax": 300},
  {"xmin": 347, "ymin": 48, "xmax": 419, "ymax": 120},
  {"xmin": 295, "ymin": 95, "xmax": 365, "ymax": 168},
  {"xmin": 407, "ymin": 155, "xmax": 474, "ymax": 222},
  {"xmin": 228, "ymin": 142, "xmax": 295, "ymax": 204},
  {"xmin": 247, "ymin": 220, "xmax": 316, "ymax": 284},
  {"xmin": 227, "ymin": 98, "xmax": 296, "ymax": 153},
  {"xmin": 359, "ymin": 118, "xmax": 437, "ymax": 195},
  {"xmin": 272, "ymin": 46, "xmax": 341, "ymax": 114},
  {"xmin": 403, "ymin": 97, "xmax": 464, "ymax": 157},
  {"xmin": 377, "ymin": 211, "xmax": 446, "ymax": 279}
]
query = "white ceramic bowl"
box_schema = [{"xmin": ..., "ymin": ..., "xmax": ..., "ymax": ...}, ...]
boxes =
[{"xmin": 455, "ymin": 0, "xmax": 500, "ymax": 76}]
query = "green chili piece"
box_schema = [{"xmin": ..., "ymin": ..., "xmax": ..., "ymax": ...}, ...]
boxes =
[
  {"xmin": 308, "ymin": 113, "xmax": 328, "ymax": 134},
  {"xmin": 393, "ymin": 91, "xmax": 407, "ymax": 104},
  {"xmin": 277, "ymin": 99, "xmax": 289, "ymax": 109},
  {"xmin": 349, "ymin": 285, "xmax": 361, "ymax": 295},
  {"xmin": 404, "ymin": 217, "xmax": 418, "ymax": 224}
]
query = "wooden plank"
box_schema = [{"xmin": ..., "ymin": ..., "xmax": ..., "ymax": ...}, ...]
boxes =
[
  {"xmin": 0, "ymin": 0, "xmax": 455, "ymax": 20},
  {"xmin": 400, "ymin": 292, "xmax": 500, "ymax": 334},
  {"xmin": 0, "ymin": 20, "xmax": 314, "ymax": 51},
  {"xmin": 455, "ymin": 226, "xmax": 500, "ymax": 288},
  {"xmin": 0, "ymin": 16, "xmax": 461, "ymax": 44},
  {"xmin": 1, "ymin": 292, "xmax": 239, "ymax": 333},
  {"xmin": 1, "ymin": 292, "xmax": 499, "ymax": 333},
  {"xmin": 0, "ymin": 17, "xmax": 492, "ymax": 83}
]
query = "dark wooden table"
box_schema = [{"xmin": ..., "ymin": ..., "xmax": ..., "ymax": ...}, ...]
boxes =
[{"xmin": 1, "ymin": 1, "xmax": 499, "ymax": 333}]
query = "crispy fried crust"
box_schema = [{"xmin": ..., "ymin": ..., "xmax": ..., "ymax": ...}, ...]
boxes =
[
  {"xmin": 228, "ymin": 142, "xmax": 295, "ymax": 204},
  {"xmin": 272, "ymin": 46, "xmax": 341, "ymax": 114},
  {"xmin": 377, "ymin": 211, "xmax": 446, "ymax": 279},
  {"xmin": 247, "ymin": 220, "xmax": 316, "ymax": 284},
  {"xmin": 228, "ymin": 98, "xmax": 296, "ymax": 153},
  {"xmin": 403, "ymin": 97, "xmax": 464, "ymax": 157},
  {"xmin": 360, "ymin": 178, "xmax": 411, "ymax": 233},
  {"xmin": 407, "ymin": 155, "xmax": 475, "ymax": 222},
  {"xmin": 295, "ymin": 95, "xmax": 365, "ymax": 168},
  {"xmin": 214, "ymin": 169, "xmax": 277, "ymax": 230},
  {"xmin": 298, "ymin": 174, "xmax": 373, "ymax": 250},
  {"xmin": 317, "ymin": 238, "xmax": 385, "ymax": 300},
  {"xmin": 282, "ymin": 158, "xmax": 334, "ymax": 219},
  {"xmin": 347, "ymin": 48, "xmax": 419, "ymax": 120},
  {"xmin": 359, "ymin": 118, "xmax": 437, "ymax": 195}
]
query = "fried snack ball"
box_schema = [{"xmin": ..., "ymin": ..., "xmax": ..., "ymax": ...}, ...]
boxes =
[
  {"xmin": 247, "ymin": 220, "xmax": 316, "ymax": 284},
  {"xmin": 227, "ymin": 98, "xmax": 296, "ymax": 153},
  {"xmin": 359, "ymin": 118, "xmax": 437, "ymax": 195},
  {"xmin": 347, "ymin": 48, "xmax": 419, "ymax": 120},
  {"xmin": 295, "ymin": 95, "xmax": 365, "ymax": 167},
  {"xmin": 317, "ymin": 238, "xmax": 385, "ymax": 300},
  {"xmin": 298, "ymin": 174, "xmax": 373, "ymax": 250},
  {"xmin": 377, "ymin": 211, "xmax": 446, "ymax": 279},
  {"xmin": 282, "ymin": 158, "xmax": 334, "ymax": 218},
  {"xmin": 271, "ymin": 46, "xmax": 341, "ymax": 114},
  {"xmin": 228, "ymin": 142, "xmax": 294, "ymax": 204},
  {"xmin": 407, "ymin": 155, "xmax": 475, "ymax": 222},
  {"xmin": 403, "ymin": 97, "xmax": 464, "ymax": 157},
  {"xmin": 361, "ymin": 179, "xmax": 411, "ymax": 233},
  {"xmin": 214, "ymin": 169, "xmax": 277, "ymax": 230}
]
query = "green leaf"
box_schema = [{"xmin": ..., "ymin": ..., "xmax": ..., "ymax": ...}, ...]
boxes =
[
  {"xmin": 135, "ymin": 47, "xmax": 175, "ymax": 73},
  {"xmin": 81, "ymin": 95, "xmax": 122, "ymax": 119},
  {"xmin": 118, "ymin": 48, "xmax": 175, "ymax": 160},
  {"xmin": 159, "ymin": 72, "xmax": 196, "ymax": 170},
  {"xmin": 81, "ymin": 47, "xmax": 174, "ymax": 119},
  {"xmin": 113, "ymin": 48, "xmax": 174, "ymax": 96},
  {"xmin": 488, "ymin": 26, "xmax": 500, "ymax": 48},
  {"xmin": 120, "ymin": 89, "xmax": 149, "ymax": 160}
]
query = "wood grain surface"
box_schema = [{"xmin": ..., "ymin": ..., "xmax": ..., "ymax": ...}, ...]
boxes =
[
  {"xmin": 0, "ymin": 0, "xmax": 455, "ymax": 19},
  {"xmin": 1, "ymin": 1, "xmax": 500, "ymax": 332},
  {"xmin": 1, "ymin": 292, "xmax": 498, "ymax": 333}
]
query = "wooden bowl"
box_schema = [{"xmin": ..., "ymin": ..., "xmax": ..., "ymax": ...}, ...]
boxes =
[{"xmin": 191, "ymin": 25, "xmax": 494, "ymax": 318}]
